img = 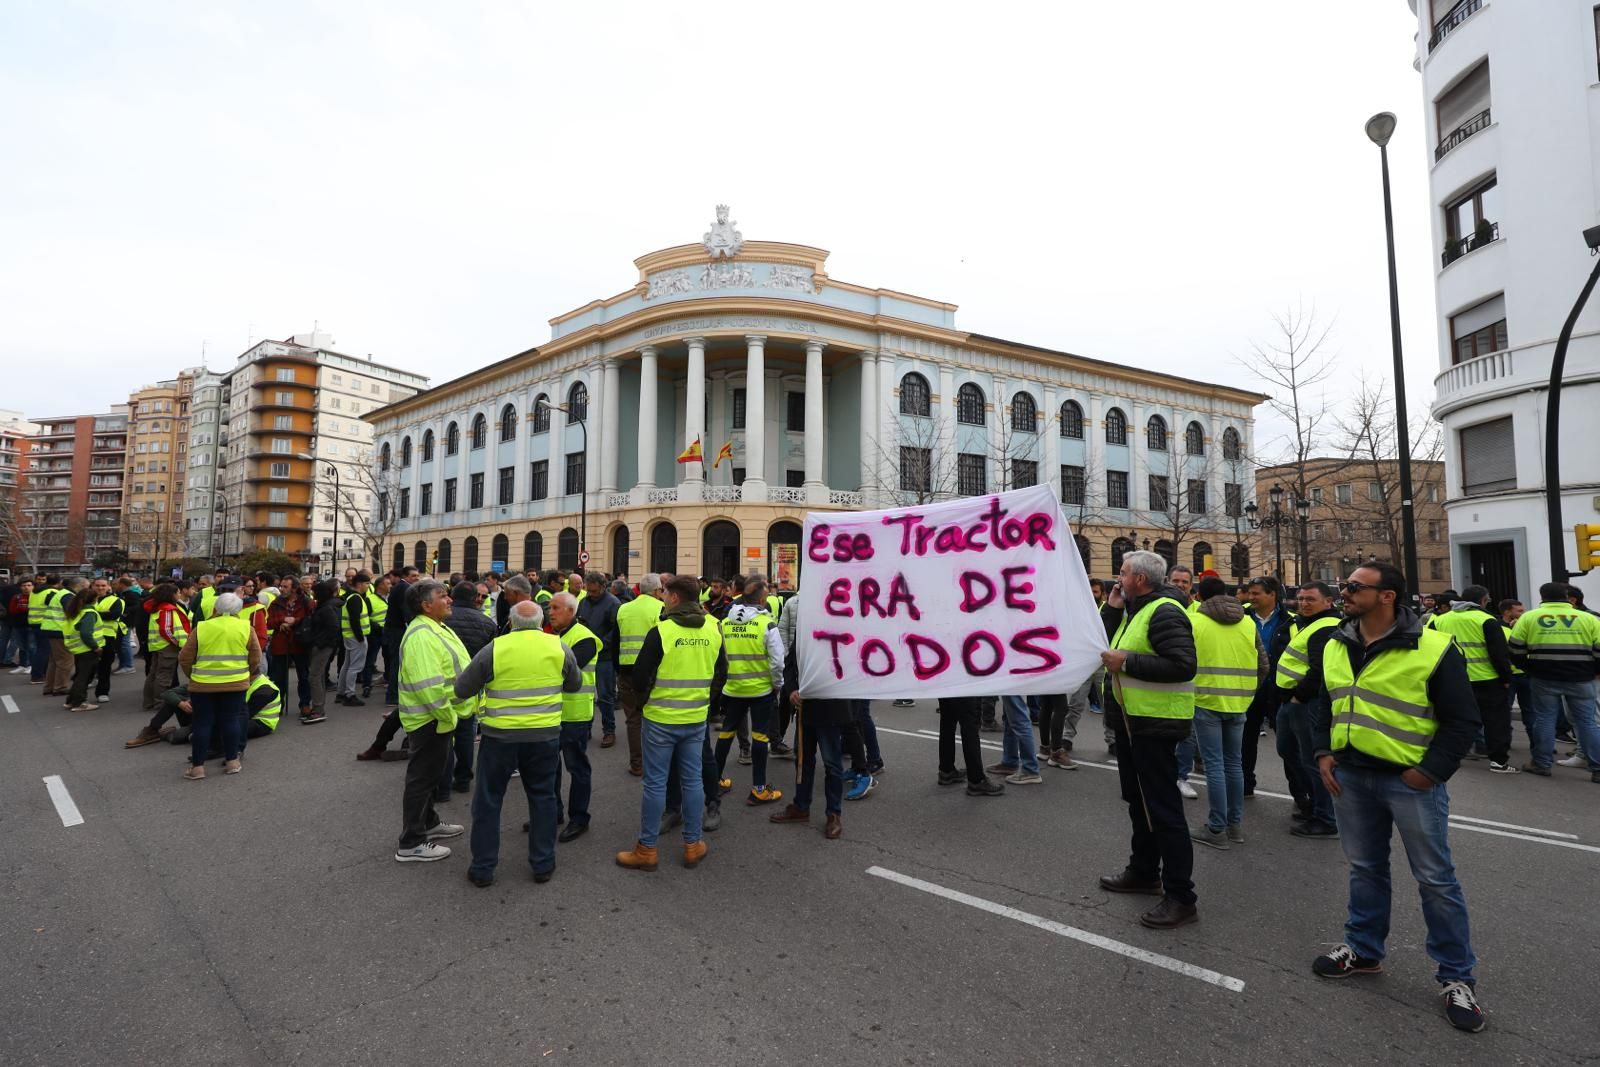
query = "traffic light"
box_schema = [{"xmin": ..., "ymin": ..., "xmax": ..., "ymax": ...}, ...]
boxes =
[{"xmin": 1577, "ymin": 524, "xmax": 1600, "ymax": 573}]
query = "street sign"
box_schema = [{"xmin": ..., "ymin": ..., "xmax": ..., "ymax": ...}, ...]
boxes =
[
  {"xmin": 491, "ymin": 560, "xmax": 506, "ymax": 572},
  {"xmin": 578, "ymin": 549, "xmax": 590, "ymax": 566}
]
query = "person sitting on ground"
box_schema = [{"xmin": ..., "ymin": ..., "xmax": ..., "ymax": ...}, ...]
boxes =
[{"xmin": 126, "ymin": 674, "xmax": 282, "ymax": 752}]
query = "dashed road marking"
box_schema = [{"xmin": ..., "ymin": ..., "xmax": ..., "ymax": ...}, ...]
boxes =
[
  {"xmin": 43, "ymin": 775, "xmax": 84, "ymax": 827},
  {"xmin": 2, "ymin": 694, "xmax": 18, "ymax": 714}
]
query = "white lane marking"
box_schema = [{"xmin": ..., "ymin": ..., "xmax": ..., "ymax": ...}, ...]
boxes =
[
  {"xmin": 876, "ymin": 726, "xmax": 1592, "ymax": 849},
  {"xmin": 867, "ymin": 865, "xmax": 1246, "ymax": 993},
  {"xmin": 2, "ymin": 694, "xmax": 18, "ymax": 714},
  {"xmin": 43, "ymin": 775, "xmax": 84, "ymax": 827}
]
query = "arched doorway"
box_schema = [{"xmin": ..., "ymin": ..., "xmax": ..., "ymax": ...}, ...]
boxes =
[
  {"xmin": 436, "ymin": 538, "xmax": 452, "ymax": 575},
  {"xmin": 557, "ymin": 527, "xmax": 579, "ymax": 571},
  {"xmin": 1192, "ymin": 540, "xmax": 1214, "ymax": 575},
  {"xmin": 1111, "ymin": 536, "xmax": 1136, "ymax": 575},
  {"xmin": 523, "ymin": 531, "xmax": 543, "ymax": 574},
  {"xmin": 1231, "ymin": 543, "xmax": 1250, "ymax": 580},
  {"xmin": 611, "ymin": 525, "xmax": 630, "ymax": 578},
  {"xmin": 649, "ymin": 522, "xmax": 677, "ymax": 575},
  {"xmin": 1154, "ymin": 539, "xmax": 1177, "ymax": 570},
  {"xmin": 767, "ymin": 520, "xmax": 802, "ymax": 589},
  {"xmin": 393, "ymin": 544, "xmax": 405, "ymax": 573},
  {"xmin": 1074, "ymin": 534, "xmax": 1092, "ymax": 574},
  {"xmin": 463, "ymin": 536, "xmax": 479, "ymax": 577},
  {"xmin": 702, "ymin": 520, "xmax": 740, "ymax": 582},
  {"xmin": 413, "ymin": 540, "xmax": 427, "ymax": 572},
  {"xmin": 491, "ymin": 534, "xmax": 509, "ymax": 573}
]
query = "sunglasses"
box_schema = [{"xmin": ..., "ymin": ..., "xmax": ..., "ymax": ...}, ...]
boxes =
[{"xmin": 1340, "ymin": 580, "xmax": 1390, "ymax": 595}]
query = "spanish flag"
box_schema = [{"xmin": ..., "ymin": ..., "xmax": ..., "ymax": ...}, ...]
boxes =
[
  {"xmin": 712, "ymin": 441, "xmax": 734, "ymax": 469},
  {"xmin": 676, "ymin": 437, "xmax": 703, "ymax": 465}
]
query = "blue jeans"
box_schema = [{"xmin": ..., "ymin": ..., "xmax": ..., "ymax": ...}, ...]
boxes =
[
  {"xmin": 1332, "ymin": 763, "xmax": 1476, "ymax": 984},
  {"xmin": 854, "ymin": 699, "xmax": 881, "ymax": 766},
  {"xmin": 1511, "ymin": 674, "xmax": 1534, "ymax": 734},
  {"xmin": 639, "ymin": 719, "xmax": 705, "ymax": 847},
  {"xmin": 1278, "ymin": 700, "xmax": 1336, "ymax": 825},
  {"xmin": 1192, "ymin": 707, "xmax": 1244, "ymax": 831},
  {"xmin": 1528, "ymin": 677, "xmax": 1600, "ymax": 770},
  {"xmin": 1000, "ymin": 695, "xmax": 1040, "ymax": 774},
  {"xmin": 469, "ymin": 733, "xmax": 560, "ymax": 879},
  {"xmin": 118, "ymin": 631, "xmax": 134, "ymax": 671},
  {"xmin": 190, "ymin": 690, "xmax": 244, "ymax": 766},
  {"xmin": 30, "ymin": 625, "xmax": 49, "ymax": 680},
  {"xmin": 3, "ymin": 620, "xmax": 31, "ymax": 666},
  {"xmin": 794, "ymin": 721, "xmax": 845, "ymax": 815},
  {"xmin": 554, "ymin": 721, "xmax": 592, "ymax": 827},
  {"xmin": 595, "ymin": 658, "xmax": 617, "ymax": 735}
]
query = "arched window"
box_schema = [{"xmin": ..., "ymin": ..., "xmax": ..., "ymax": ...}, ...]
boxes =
[
  {"xmin": 649, "ymin": 522, "xmax": 677, "ymax": 575},
  {"xmin": 568, "ymin": 382, "xmax": 588, "ymax": 423},
  {"xmin": 400, "ymin": 436, "xmax": 413, "ymax": 467},
  {"xmin": 702, "ymin": 520, "xmax": 740, "ymax": 582},
  {"xmin": 413, "ymin": 540, "xmax": 427, "ymax": 572},
  {"xmin": 557, "ymin": 527, "xmax": 580, "ymax": 570},
  {"xmin": 1074, "ymin": 534, "xmax": 1092, "ymax": 573},
  {"xmin": 1193, "ymin": 540, "xmax": 1213, "ymax": 575},
  {"xmin": 1185, "ymin": 421, "xmax": 1205, "ymax": 456},
  {"xmin": 523, "ymin": 531, "xmax": 543, "ymax": 572},
  {"xmin": 1060, "ymin": 400, "xmax": 1084, "ymax": 440},
  {"xmin": 530, "ymin": 394, "xmax": 551, "ymax": 434},
  {"xmin": 611, "ymin": 525, "xmax": 630, "ymax": 576},
  {"xmin": 956, "ymin": 383, "xmax": 985, "ymax": 426},
  {"xmin": 1231, "ymin": 543, "xmax": 1250, "ymax": 579},
  {"xmin": 499, "ymin": 404, "xmax": 517, "ymax": 442},
  {"xmin": 490, "ymin": 534, "xmax": 509, "ymax": 571},
  {"xmin": 1222, "ymin": 426, "xmax": 1242, "ymax": 461},
  {"xmin": 768, "ymin": 521, "xmax": 802, "ymax": 587},
  {"xmin": 1105, "ymin": 407, "xmax": 1128, "ymax": 445},
  {"xmin": 463, "ymin": 536, "xmax": 479, "ymax": 577},
  {"xmin": 1146, "ymin": 415, "xmax": 1168, "ymax": 451},
  {"xmin": 445, "ymin": 421, "xmax": 460, "ymax": 456},
  {"xmin": 1154, "ymin": 539, "xmax": 1176, "ymax": 569},
  {"xmin": 421, "ymin": 429, "xmax": 435, "ymax": 462},
  {"xmin": 379, "ymin": 442, "xmax": 391, "ymax": 471},
  {"xmin": 470, "ymin": 414, "xmax": 487, "ymax": 450},
  {"xmin": 900, "ymin": 372, "xmax": 931, "ymax": 417},
  {"xmin": 1010, "ymin": 392, "xmax": 1038, "ymax": 433},
  {"xmin": 392, "ymin": 543, "xmax": 404, "ymax": 572},
  {"xmin": 1111, "ymin": 536, "xmax": 1136, "ymax": 574},
  {"xmin": 436, "ymin": 538, "xmax": 452, "ymax": 575}
]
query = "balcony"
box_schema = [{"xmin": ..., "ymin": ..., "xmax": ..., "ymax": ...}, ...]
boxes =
[
  {"xmin": 1442, "ymin": 222, "xmax": 1498, "ymax": 268},
  {"xmin": 1427, "ymin": 0, "xmax": 1483, "ymax": 53},
  {"xmin": 1434, "ymin": 331, "xmax": 1600, "ymax": 417},
  {"xmin": 1435, "ymin": 108, "xmax": 1489, "ymax": 162}
]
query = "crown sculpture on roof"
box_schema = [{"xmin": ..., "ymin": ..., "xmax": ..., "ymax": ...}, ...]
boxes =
[{"xmin": 702, "ymin": 204, "xmax": 744, "ymax": 259}]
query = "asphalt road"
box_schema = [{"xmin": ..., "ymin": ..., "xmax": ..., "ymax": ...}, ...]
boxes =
[{"xmin": 2, "ymin": 668, "xmax": 1598, "ymax": 1066}]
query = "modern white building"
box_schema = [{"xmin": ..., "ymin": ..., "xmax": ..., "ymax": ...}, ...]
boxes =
[
  {"xmin": 1411, "ymin": 0, "xmax": 1600, "ymax": 600},
  {"xmin": 183, "ymin": 369, "xmax": 224, "ymax": 557},
  {"xmin": 369, "ymin": 209, "xmax": 1265, "ymax": 584}
]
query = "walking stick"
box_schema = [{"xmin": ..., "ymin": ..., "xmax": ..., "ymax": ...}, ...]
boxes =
[{"xmin": 1112, "ymin": 673, "xmax": 1155, "ymax": 834}]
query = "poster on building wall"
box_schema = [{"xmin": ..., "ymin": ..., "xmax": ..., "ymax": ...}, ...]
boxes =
[
  {"xmin": 773, "ymin": 543, "xmax": 798, "ymax": 590},
  {"xmin": 795, "ymin": 484, "xmax": 1107, "ymax": 699}
]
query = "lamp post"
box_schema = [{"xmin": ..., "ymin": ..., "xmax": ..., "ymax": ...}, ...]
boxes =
[
  {"xmin": 538, "ymin": 398, "xmax": 587, "ymax": 571},
  {"xmin": 1296, "ymin": 494, "xmax": 1312, "ymax": 584},
  {"xmin": 1366, "ymin": 111, "xmax": 1421, "ymax": 600},
  {"xmin": 1244, "ymin": 483, "xmax": 1311, "ymax": 582},
  {"xmin": 1542, "ymin": 231, "xmax": 1600, "ymax": 582}
]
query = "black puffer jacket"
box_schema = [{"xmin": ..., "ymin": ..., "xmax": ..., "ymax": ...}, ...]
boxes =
[
  {"xmin": 1099, "ymin": 583, "xmax": 1199, "ymax": 741},
  {"xmin": 445, "ymin": 603, "xmax": 498, "ymax": 658}
]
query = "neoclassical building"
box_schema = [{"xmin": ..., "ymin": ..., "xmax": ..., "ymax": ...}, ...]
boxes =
[{"xmin": 368, "ymin": 209, "xmax": 1266, "ymax": 584}]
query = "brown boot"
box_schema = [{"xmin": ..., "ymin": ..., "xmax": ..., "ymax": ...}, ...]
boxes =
[
  {"xmin": 615, "ymin": 842, "xmax": 658, "ymax": 871},
  {"xmin": 769, "ymin": 804, "xmax": 810, "ymax": 824},
  {"xmin": 125, "ymin": 726, "xmax": 163, "ymax": 749},
  {"xmin": 627, "ymin": 760, "xmax": 643, "ymax": 777},
  {"xmin": 355, "ymin": 746, "xmax": 384, "ymax": 761},
  {"xmin": 825, "ymin": 814, "xmax": 843, "ymax": 839},
  {"xmin": 683, "ymin": 840, "xmax": 708, "ymax": 868}
]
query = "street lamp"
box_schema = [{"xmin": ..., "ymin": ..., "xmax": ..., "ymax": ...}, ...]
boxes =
[
  {"xmin": 1244, "ymin": 483, "xmax": 1310, "ymax": 583},
  {"xmin": 1296, "ymin": 494, "xmax": 1313, "ymax": 583},
  {"xmin": 299, "ymin": 453, "xmax": 339, "ymax": 575},
  {"xmin": 1542, "ymin": 227, "xmax": 1600, "ymax": 582},
  {"xmin": 538, "ymin": 398, "xmax": 588, "ymax": 572},
  {"xmin": 1366, "ymin": 111, "xmax": 1421, "ymax": 600}
]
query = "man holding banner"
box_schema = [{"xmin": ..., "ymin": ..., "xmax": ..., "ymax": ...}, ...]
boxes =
[{"xmin": 1096, "ymin": 550, "xmax": 1201, "ymax": 930}]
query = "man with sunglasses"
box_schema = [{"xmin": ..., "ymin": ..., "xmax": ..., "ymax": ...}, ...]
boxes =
[
  {"xmin": 1275, "ymin": 581, "xmax": 1343, "ymax": 837},
  {"xmin": 1305, "ymin": 562, "xmax": 1485, "ymax": 1033}
]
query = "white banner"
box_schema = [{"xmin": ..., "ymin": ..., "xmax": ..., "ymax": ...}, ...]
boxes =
[{"xmin": 795, "ymin": 485, "xmax": 1108, "ymax": 700}]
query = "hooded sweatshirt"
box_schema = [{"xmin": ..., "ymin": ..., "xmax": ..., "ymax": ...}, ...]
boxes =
[
  {"xmin": 1196, "ymin": 593, "xmax": 1269, "ymax": 678},
  {"xmin": 631, "ymin": 597, "xmax": 728, "ymax": 699},
  {"xmin": 723, "ymin": 599, "xmax": 786, "ymax": 694}
]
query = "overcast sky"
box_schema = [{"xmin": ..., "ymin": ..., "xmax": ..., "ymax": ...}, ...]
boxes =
[{"xmin": 0, "ymin": 1, "xmax": 1438, "ymax": 459}]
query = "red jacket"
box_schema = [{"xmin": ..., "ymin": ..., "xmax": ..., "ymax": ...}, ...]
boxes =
[
  {"xmin": 266, "ymin": 593, "xmax": 312, "ymax": 655},
  {"xmin": 145, "ymin": 601, "xmax": 192, "ymax": 649}
]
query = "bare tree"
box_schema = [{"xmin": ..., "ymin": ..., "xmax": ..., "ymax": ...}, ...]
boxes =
[
  {"xmin": 1, "ymin": 490, "xmax": 75, "ymax": 572},
  {"xmin": 329, "ymin": 452, "xmax": 401, "ymax": 572},
  {"xmin": 869, "ymin": 412, "xmax": 960, "ymax": 507},
  {"xmin": 1327, "ymin": 375, "xmax": 1444, "ymax": 568},
  {"xmin": 1237, "ymin": 303, "xmax": 1347, "ymax": 504}
]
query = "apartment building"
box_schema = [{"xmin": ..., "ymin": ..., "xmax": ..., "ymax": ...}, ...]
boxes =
[
  {"xmin": 0, "ymin": 410, "xmax": 38, "ymax": 569},
  {"xmin": 18, "ymin": 409, "xmax": 128, "ymax": 570},
  {"xmin": 123, "ymin": 371, "xmax": 197, "ymax": 568}
]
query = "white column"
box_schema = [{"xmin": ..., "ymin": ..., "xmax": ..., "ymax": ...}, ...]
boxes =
[
  {"xmin": 803, "ymin": 340, "xmax": 824, "ymax": 493},
  {"xmin": 636, "ymin": 346, "xmax": 658, "ymax": 493},
  {"xmin": 683, "ymin": 338, "xmax": 706, "ymax": 486},
  {"xmin": 601, "ymin": 357, "xmax": 620, "ymax": 496},
  {"xmin": 878, "ymin": 352, "xmax": 898, "ymax": 496},
  {"xmin": 585, "ymin": 370, "xmax": 601, "ymax": 499},
  {"xmin": 858, "ymin": 351, "xmax": 878, "ymax": 497},
  {"xmin": 1085, "ymin": 393, "xmax": 1103, "ymax": 513},
  {"xmin": 743, "ymin": 335, "xmax": 767, "ymax": 497},
  {"xmin": 764, "ymin": 369, "xmax": 782, "ymax": 487},
  {"xmin": 456, "ymin": 414, "xmax": 471, "ymax": 514},
  {"xmin": 512, "ymin": 397, "xmax": 529, "ymax": 505},
  {"xmin": 709, "ymin": 369, "xmax": 728, "ymax": 486},
  {"xmin": 546, "ymin": 380, "xmax": 564, "ymax": 501},
  {"xmin": 1043, "ymin": 386, "xmax": 1060, "ymax": 498},
  {"xmin": 937, "ymin": 365, "xmax": 956, "ymax": 500}
]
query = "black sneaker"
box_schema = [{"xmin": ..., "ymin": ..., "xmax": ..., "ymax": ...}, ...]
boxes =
[
  {"xmin": 1312, "ymin": 944, "xmax": 1383, "ymax": 979},
  {"xmin": 937, "ymin": 769, "xmax": 964, "ymax": 786},
  {"xmin": 1291, "ymin": 820, "xmax": 1340, "ymax": 839},
  {"xmin": 769, "ymin": 742, "xmax": 793, "ymax": 760},
  {"xmin": 344, "ymin": 696, "xmax": 366, "ymax": 707},
  {"xmin": 1556, "ymin": 731, "xmax": 1577, "ymax": 745},
  {"xmin": 966, "ymin": 777, "xmax": 1005, "ymax": 797},
  {"xmin": 1440, "ymin": 981, "xmax": 1486, "ymax": 1032}
]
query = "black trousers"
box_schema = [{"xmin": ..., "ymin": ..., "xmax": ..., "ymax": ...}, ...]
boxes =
[
  {"xmin": 937, "ymin": 697, "xmax": 985, "ymax": 783},
  {"xmin": 373, "ymin": 708, "xmax": 404, "ymax": 750},
  {"xmin": 1112, "ymin": 716, "xmax": 1196, "ymax": 906},
  {"xmin": 1474, "ymin": 679, "xmax": 1512, "ymax": 765},
  {"xmin": 398, "ymin": 721, "xmax": 451, "ymax": 848},
  {"xmin": 95, "ymin": 641, "xmax": 118, "ymax": 697},
  {"xmin": 1242, "ymin": 697, "xmax": 1266, "ymax": 791},
  {"xmin": 67, "ymin": 651, "xmax": 100, "ymax": 706}
]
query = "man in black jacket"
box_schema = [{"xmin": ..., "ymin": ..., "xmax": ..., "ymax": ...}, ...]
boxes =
[
  {"xmin": 577, "ymin": 572, "xmax": 621, "ymax": 748},
  {"xmin": 382, "ymin": 567, "xmax": 419, "ymax": 707},
  {"xmin": 1306, "ymin": 562, "xmax": 1485, "ymax": 1033},
  {"xmin": 1095, "ymin": 550, "xmax": 1200, "ymax": 930},
  {"xmin": 437, "ymin": 580, "xmax": 497, "ymax": 800}
]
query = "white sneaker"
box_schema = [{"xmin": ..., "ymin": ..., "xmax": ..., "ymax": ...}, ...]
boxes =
[
  {"xmin": 395, "ymin": 842, "xmax": 452, "ymax": 862},
  {"xmin": 9, "ymin": 666, "xmax": 28, "ymax": 674},
  {"xmin": 114, "ymin": 667, "xmax": 136, "ymax": 675},
  {"xmin": 424, "ymin": 822, "xmax": 465, "ymax": 840},
  {"xmin": 1556, "ymin": 754, "xmax": 1587, "ymax": 768},
  {"xmin": 96, "ymin": 695, "xmax": 110, "ymax": 703},
  {"xmin": 1177, "ymin": 779, "xmax": 1198, "ymax": 799}
]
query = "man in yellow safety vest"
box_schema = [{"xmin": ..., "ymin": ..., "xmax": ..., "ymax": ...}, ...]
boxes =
[
  {"xmin": 614, "ymin": 572, "xmax": 666, "ymax": 775},
  {"xmin": 1427, "ymin": 584, "xmax": 1515, "ymax": 772}
]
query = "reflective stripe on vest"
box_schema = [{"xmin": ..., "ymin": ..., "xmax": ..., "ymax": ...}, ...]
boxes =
[
  {"xmin": 482, "ymin": 630, "xmax": 566, "ymax": 731},
  {"xmin": 766, "ymin": 594, "xmax": 781, "ymax": 619},
  {"xmin": 1323, "ymin": 628, "xmax": 1451, "ymax": 767},
  {"xmin": 1190, "ymin": 612, "xmax": 1258, "ymax": 713},
  {"xmin": 1276, "ymin": 616, "xmax": 1340, "ymax": 689},
  {"xmin": 63, "ymin": 607, "xmax": 100, "ymax": 655},
  {"xmin": 147, "ymin": 605, "xmax": 188, "ymax": 652},
  {"xmin": 720, "ymin": 611, "xmax": 774, "ymax": 698},
  {"xmin": 38, "ymin": 589, "xmax": 66, "ymax": 633},
  {"xmin": 616, "ymin": 595, "xmax": 664, "ymax": 666},
  {"xmin": 92, "ymin": 595, "xmax": 119, "ymax": 641},
  {"xmin": 365, "ymin": 589, "xmax": 387, "ymax": 631},
  {"xmin": 398, "ymin": 617, "xmax": 467, "ymax": 734},
  {"xmin": 339, "ymin": 589, "xmax": 365, "ymax": 639},
  {"xmin": 27, "ymin": 589, "xmax": 47, "ymax": 626},
  {"xmin": 643, "ymin": 618, "xmax": 722, "ymax": 724},
  {"xmin": 1428, "ymin": 608, "xmax": 1500, "ymax": 682},
  {"xmin": 1108, "ymin": 596, "xmax": 1195, "ymax": 719},
  {"xmin": 559, "ymin": 622, "xmax": 598, "ymax": 723},
  {"xmin": 191, "ymin": 615, "xmax": 251, "ymax": 684},
  {"xmin": 246, "ymin": 674, "xmax": 282, "ymax": 732},
  {"xmin": 1508, "ymin": 602, "xmax": 1600, "ymax": 668}
]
